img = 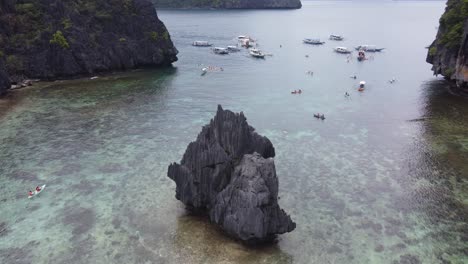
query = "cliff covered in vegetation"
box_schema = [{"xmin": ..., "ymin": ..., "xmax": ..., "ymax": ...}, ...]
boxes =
[
  {"xmin": 0, "ymin": 0, "xmax": 178, "ymax": 94},
  {"xmin": 152, "ymin": 0, "xmax": 302, "ymax": 9},
  {"xmin": 427, "ymin": 0, "xmax": 468, "ymax": 88}
]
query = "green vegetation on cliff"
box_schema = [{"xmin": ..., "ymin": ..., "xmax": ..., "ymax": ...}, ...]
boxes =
[
  {"xmin": 427, "ymin": 0, "xmax": 468, "ymax": 86},
  {"xmin": 50, "ymin": 31, "xmax": 70, "ymax": 49},
  {"xmin": 438, "ymin": 0, "xmax": 468, "ymax": 50},
  {"xmin": 0, "ymin": 0, "xmax": 177, "ymax": 90}
]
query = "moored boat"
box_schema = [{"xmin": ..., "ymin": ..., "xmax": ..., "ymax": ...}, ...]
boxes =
[
  {"xmin": 329, "ymin": 34, "xmax": 344, "ymax": 41},
  {"xmin": 192, "ymin": 41, "xmax": 212, "ymax": 47},
  {"xmin": 238, "ymin": 35, "xmax": 251, "ymax": 40},
  {"xmin": 355, "ymin": 45, "xmax": 385, "ymax": 52},
  {"xmin": 213, "ymin": 47, "xmax": 229, "ymax": 55},
  {"xmin": 334, "ymin": 47, "xmax": 352, "ymax": 54},
  {"xmin": 303, "ymin": 39, "xmax": 325, "ymax": 45},
  {"xmin": 249, "ymin": 48, "xmax": 265, "ymax": 58},
  {"xmin": 227, "ymin": 45, "xmax": 241, "ymax": 52}
]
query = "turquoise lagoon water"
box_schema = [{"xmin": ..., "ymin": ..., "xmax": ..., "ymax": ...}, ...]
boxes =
[{"xmin": 1, "ymin": 1, "xmax": 467, "ymax": 263}]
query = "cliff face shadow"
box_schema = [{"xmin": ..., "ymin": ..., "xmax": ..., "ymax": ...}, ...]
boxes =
[{"xmin": 392, "ymin": 79, "xmax": 468, "ymax": 261}]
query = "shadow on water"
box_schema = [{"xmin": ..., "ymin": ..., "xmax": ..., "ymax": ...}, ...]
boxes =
[
  {"xmin": 390, "ymin": 79, "xmax": 468, "ymax": 262},
  {"xmin": 170, "ymin": 212, "xmax": 294, "ymax": 264}
]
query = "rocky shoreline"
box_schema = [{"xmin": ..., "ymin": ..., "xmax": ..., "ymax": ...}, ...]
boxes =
[
  {"xmin": 427, "ymin": 0, "xmax": 468, "ymax": 89},
  {"xmin": 0, "ymin": 0, "xmax": 178, "ymax": 96}
]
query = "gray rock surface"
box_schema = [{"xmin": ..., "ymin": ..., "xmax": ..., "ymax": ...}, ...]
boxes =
[
  {"xmin": 168, "ymin": 105, "xmax": 295, "ymax": 243},
  {"xmin": 211, "ymin": 153, "xmax": 296, "ymax": 242},
  {"xmin": 0, "ymin": 60, "xmax": 9, "ymax": 95}
]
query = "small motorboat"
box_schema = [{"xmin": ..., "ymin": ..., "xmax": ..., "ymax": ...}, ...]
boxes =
[
  {"xmin": 291, "ymin": 90, "xmax": 302, "ymax": 94},
  {"xmin": 238, "ymin": 35, "xmax": 253, "ymax": 40},
  {"xmin": 334, "ymin": 47, "xmax": 352, "ymax": 54},
  {"xmin": 355, "ymin": 45, "xmax": 385, "ymax": 52},
  {"xmin": 240, "ymin": 38, "xmax": 254, "ymax": 48},
  {"xmin": 227, "ymin": 45, "xmax": 241, "ymax": 52},
  {"xmin": 357, "ymin": 50, "xmax": 366, "ymax": 61},
  {"xmin": 28, "ymin": 184, "xmax": 46, "ymax": 199},
  {"xmin": 358, "ymin": 81, "xmax": 366, "ymax": 91},
  {"xmin": 192, "ymin": 41, "xmax": 213, "ymax": 47},
  {"xmin": 249, "ymin": 48, "xmax": 265, "ymax": 58},
  {"xmin": 213, "ymin": 47, "xmax": 229, "ymax": 55},
  {"xmin": 329, "ymin": 34, "xmax": 344, "ymax": 41},
  {"xmin": 314, "ymin": 114, "xmax": 326, "ymax": 120},
  {"xmin": 303, "ymin": 39, "xmax": 325, "ymax": 45}
]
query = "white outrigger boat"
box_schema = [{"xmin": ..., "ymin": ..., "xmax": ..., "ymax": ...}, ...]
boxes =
[
  {"xmin": 28, "ymin": 184, "xmax": 46, "ymax": 199},
  {"xmin": 355, "ymin": 45, "xmax": 385, "ymax": 52},
  {"xmin": 334, "ymin": 47, "xmax": 352, "ymax": 54},
  {"xmin": 249, "ymin": 48, "xmax": 265, "ymax": 58},
  {"xmin": 303, "ymin": 39, "xmax": 325, "ymax": 45},
  {"xmin": 213, "ymin": 47, "xmax": 229, "ymax": 55},
  {"xmin": 192, "ymin": 41, "xmax": 213, "ymax": 47},
  {"xmin": 329, "ymin": 34, "xmax": 344, "ymax": 41},
  {"xmin": 227, "ymin": 45, "xmax": 241, "ymax": 52}
]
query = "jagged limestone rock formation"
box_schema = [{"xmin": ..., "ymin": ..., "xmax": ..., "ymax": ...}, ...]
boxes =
[{"xmin": 168, "ymin": 105, "xmax": 295, "ymax": 243}]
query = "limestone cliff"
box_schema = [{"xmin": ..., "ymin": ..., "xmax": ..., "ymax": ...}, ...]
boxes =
[
  {"xmin": 0, "ymin": 0, "xmax": 178, "ymax": 93},
  {"xmin": 427, "ymin": 0, "xmax": 468, "ymax": 87},
  {"xmin": 167, "ymin": 105, "xmax": 295, "ymax": 243},
  {"xmin": 152, "ymin": 0, "xmax": 302, "ymax": 9}
]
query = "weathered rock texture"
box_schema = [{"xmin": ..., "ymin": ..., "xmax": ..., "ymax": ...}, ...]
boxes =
[
  {"xmin": 152, "ymin": 0, "xmax": 302, "ymax": 9},
  {"xmin": 0, "ymin": 0, "xmax": 178, "ymax": 93},
  {"xmin": 168, "ymin": 105, "xmax": 295, "ymax": 243},
  {"xmin": 427, "ymin": 0, "xmax": 468, "ymax": 88}
]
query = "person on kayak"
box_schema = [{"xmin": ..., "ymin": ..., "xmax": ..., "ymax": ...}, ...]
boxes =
[
  {"xmin": 35, "ymin": 186, "xmax": 41, "ymax": 192},
  {"xmin": 28, "ymin": 190, "xmax": 33, "ymax": 196}
]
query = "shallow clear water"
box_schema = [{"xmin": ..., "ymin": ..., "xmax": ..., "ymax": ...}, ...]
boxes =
[{"xmin": 1, "ymin": 1, "xmax": 467, "ymax": 263}]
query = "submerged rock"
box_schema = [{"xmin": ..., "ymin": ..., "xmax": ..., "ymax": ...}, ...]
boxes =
[{"xmin": 168, "ymin": 105, "xmax": 295, "ymax": 243}]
